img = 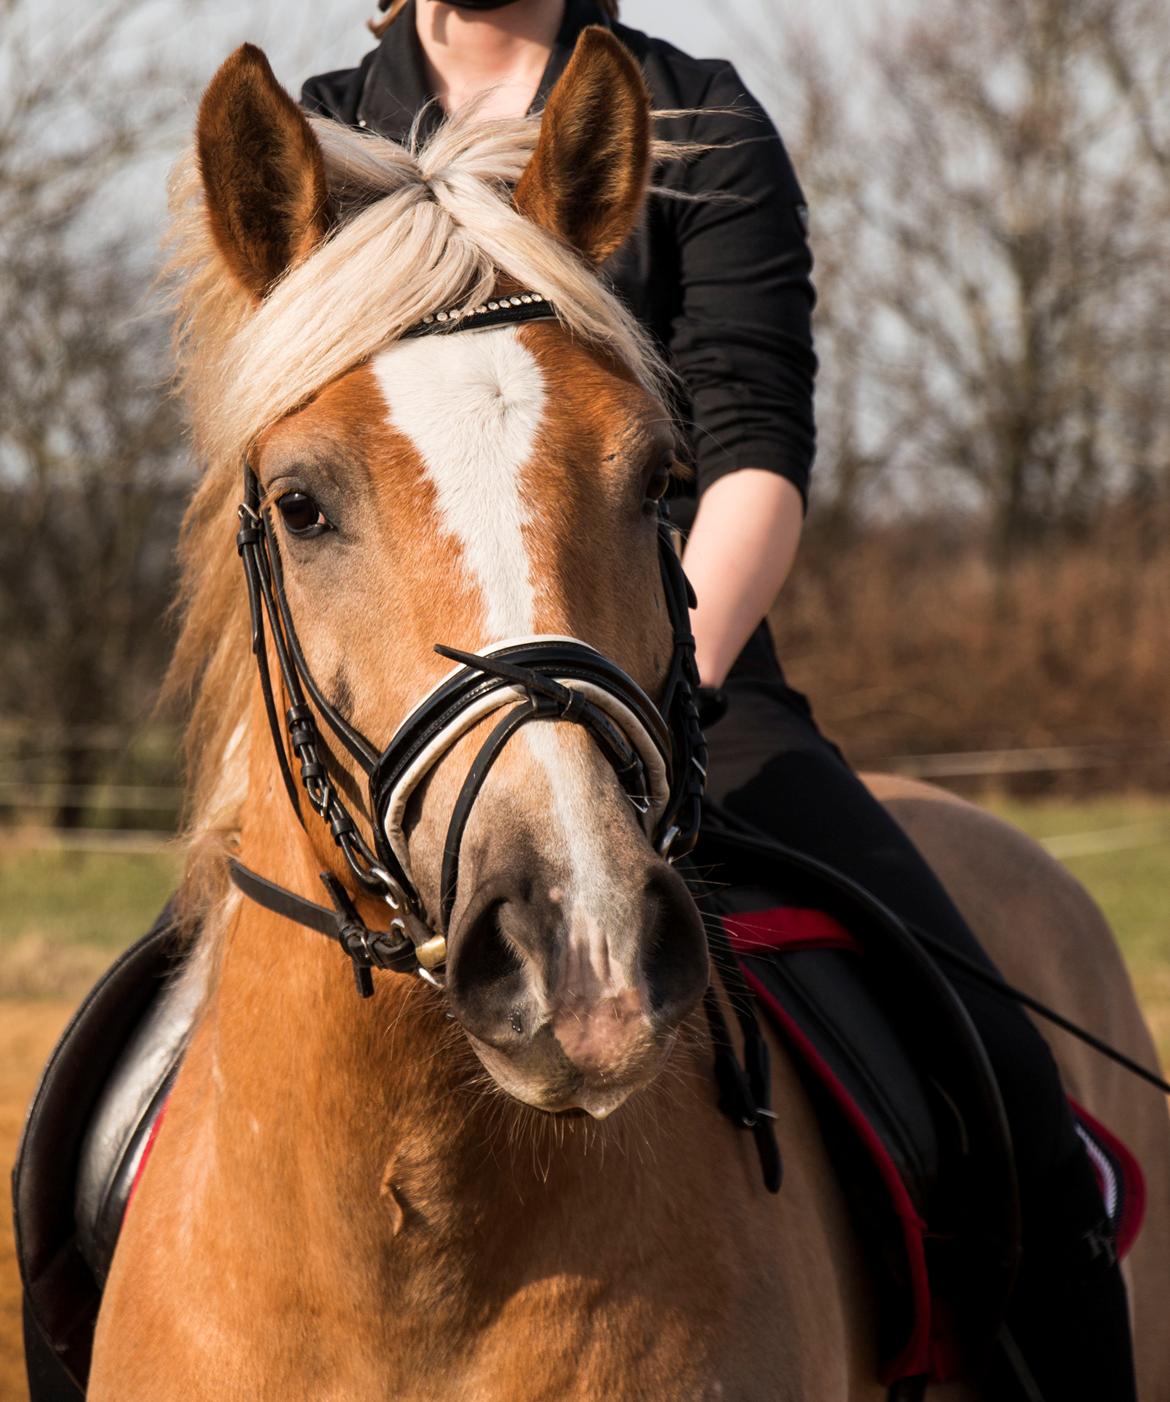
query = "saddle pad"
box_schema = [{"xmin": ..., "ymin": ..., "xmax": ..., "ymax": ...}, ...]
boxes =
[{"xmin": 724, "ymin": 903, "xmax": 1147, "ymax": 1385}]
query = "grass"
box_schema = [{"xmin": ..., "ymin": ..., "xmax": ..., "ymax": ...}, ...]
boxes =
[
  {"xmin": 0, "ymin": 839, "xmax": 181, "ymax": 998},
  {"xmin": 1, "ymin": 799, "xmax": 1168, "ymax": 1021},
  {"xmin": 986, "ymin": 796, "xmax": 1170, "ymax": 977},
  {"xmin": 0, "ymin": 843, "xmax": 180, "ymax": 949},
  {"xmin": 985, "ymin": 795, "xmax": 1170, "ymax": 1064}
]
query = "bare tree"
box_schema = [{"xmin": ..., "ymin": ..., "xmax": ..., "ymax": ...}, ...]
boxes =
[
  {"xmin": 0, "ymin": 0, "xmax": 194, "ymax": 826},
  {"xmin": 756, "ymin": 0, "xmax": 1170, "ymax": 555}
]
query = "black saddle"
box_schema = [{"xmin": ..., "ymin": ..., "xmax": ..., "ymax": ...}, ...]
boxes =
[
  {"xmin": 696, "ymin": 815, "xmax": 1021, "ymax": 1388},
  {"xmin": 13, "ymin": 908, "xmax": 187, "ymax": 1400},
  {"xmin": 13, "ymin": 818, "xmax": 1024, "ymax": 1400}
]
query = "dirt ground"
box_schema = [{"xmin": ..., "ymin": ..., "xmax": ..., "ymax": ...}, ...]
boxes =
[{"xmin": 1, "ymin": 1002, "xmax": 74, "ymax": 1402}]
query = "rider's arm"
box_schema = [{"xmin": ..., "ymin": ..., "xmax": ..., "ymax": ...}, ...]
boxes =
[
  {"xmin": 684, "ymin": 472, "xmax": 803, "ymax": 687},
  {"xmin": 666, "ymin": 64, "xmax": 817, "ymax": 681}
]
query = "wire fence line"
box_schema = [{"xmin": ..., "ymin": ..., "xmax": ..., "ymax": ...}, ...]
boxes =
[
  {"xmin": 1042, "ymin": 823, "xmax": 1170, "ymax": 859},
  {"xmin": 2, "ymin": 827, "xmax": 177, "ymax": 855},
  {"xmin": 3, "ymin": 727, "xmax": 1170, "ymax": 863},
  {"xmin": 1, "ymin": 740, "xmax": 1169, "ymax": 822},
  {"xmin": 1, "ymin": 744, "xmax": 1170, "ymax": 865},
  {"xmin": 0, "ymin": 783, "xmax": 181, "ymax": 810},
  {"xmin": 6, "ymin": 819, "xmax": 1170, "ymax": 863},
  {"xmin": 880, "ymin": 742, "xmax": 1170, "ymax": 780},
  {"xmin": 0, "ymin": 721, "xmax": 181, "ymax": 747}
]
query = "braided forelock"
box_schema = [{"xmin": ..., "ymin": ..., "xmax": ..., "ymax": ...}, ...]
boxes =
[{"xmin": 191, "ymin": 106, "xmax": 670, "ymax": 469}]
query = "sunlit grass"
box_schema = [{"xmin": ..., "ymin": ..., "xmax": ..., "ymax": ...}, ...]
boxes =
[
  {"xmin": 0, "ymin": 839, "xmax": 180, "ymax": 998},
  {"xmin": 0, "ymin": 843, "xmax": 180, "ymax": 949},
  {"xmin": 985, "ymin": 796, "xmax": 1170, "ymax": 1064}
]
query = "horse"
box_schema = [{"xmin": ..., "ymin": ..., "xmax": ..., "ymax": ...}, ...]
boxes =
[{"xmin": 88, "ymin": 30, "xmax": 1170, "ymax": 1400}]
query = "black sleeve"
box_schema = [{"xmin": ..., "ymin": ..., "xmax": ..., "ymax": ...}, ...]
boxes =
[
  {"xmin": 668, "ymin": 64, "xmax": 817, "ymax": 508},
  {"xmin": 301, "ymin": 55, "xmax": 375, "ymax": 125}
]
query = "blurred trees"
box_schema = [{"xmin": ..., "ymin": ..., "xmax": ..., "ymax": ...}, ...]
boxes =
[
  {"xmin": 766, "ymin": 0, "xmax": 1170, "ymax": 557},
  {"xmin": 0, "ymin": 0, "xmax": 190, "ymax": 826},
  {"xmin": 2, "ymin": 0, "xmax": 1169, "ymax": 829}
]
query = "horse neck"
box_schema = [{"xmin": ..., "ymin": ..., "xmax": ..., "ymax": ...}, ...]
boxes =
[
  {"xmin": 197, "ymin": 738, "xmax": 707, "ymax": 1311},
  {"xmin": 212, "ymin": 750, "xmax": 464, "ymax": 1159}
]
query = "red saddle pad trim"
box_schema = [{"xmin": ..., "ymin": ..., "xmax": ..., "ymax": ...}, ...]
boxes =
[
  {"xmin": 1068, "ymin": 1096, "xmax": 1147, "ymax": 1260},
  {"xmin": 126, "ymin": 1097, "xmax": 169, "ymax": 1212},
  {"xmin": 723, "ymin": 905, "xmax": 862, "ymax": 957}
]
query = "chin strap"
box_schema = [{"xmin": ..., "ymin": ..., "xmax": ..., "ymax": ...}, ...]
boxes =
[{"xmin": 228, "ymin": 859, "xmax": 432, "ymax": 996}]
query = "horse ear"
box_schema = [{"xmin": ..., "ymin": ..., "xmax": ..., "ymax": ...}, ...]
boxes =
[
  {"xmin": 514, "ymin": 26, "xmax": 651, "ymax": 266},
  {"xmin": 196, "ymin": 44, "xmax": 332, "ymax": 301}
]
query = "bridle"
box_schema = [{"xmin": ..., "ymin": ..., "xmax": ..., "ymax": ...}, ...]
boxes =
[
  {"xmin": 219, "ymin": 284, "xmax": 1170, "ymax": 1201},
  {"xmin": 228, "ymin": 291, "xmax": 708, "ymax": 998},
  {"xmin": 227, "ymin": 292, "xmax": 781, "ymax": 1191}
]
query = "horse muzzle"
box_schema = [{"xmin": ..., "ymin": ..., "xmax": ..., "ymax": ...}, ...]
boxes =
[{"xmin": 444, "ymin": 855, "xmax": 708, "ymax": 1116}]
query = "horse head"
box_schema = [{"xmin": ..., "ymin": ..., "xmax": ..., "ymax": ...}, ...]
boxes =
[{"xmin": 185, "ymin": 31, "xmax": 709, "ymax": 1120}]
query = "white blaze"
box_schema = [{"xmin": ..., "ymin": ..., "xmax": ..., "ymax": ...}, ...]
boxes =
[
  {"xmin": 372, "ymin": 327, "xmax": 635, "ymax": 998},
  {"xmin": 372, "ymin": 326, "xmax": 543, "ymax": 637}
]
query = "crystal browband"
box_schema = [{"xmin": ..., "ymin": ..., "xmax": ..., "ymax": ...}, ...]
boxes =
[{"xmin": 406, "ymin": 291, "xmax": 557, "ymax": 337}]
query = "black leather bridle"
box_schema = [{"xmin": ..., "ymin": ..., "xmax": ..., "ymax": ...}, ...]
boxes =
[{"xmin": 228, "ymin": 292, "xmax": 708, "ymax": 998}]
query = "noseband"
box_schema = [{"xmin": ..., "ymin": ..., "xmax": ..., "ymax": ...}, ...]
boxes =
[{"xmin": 229, "ymin": 293, "xmax": 707, "ymax": 997}]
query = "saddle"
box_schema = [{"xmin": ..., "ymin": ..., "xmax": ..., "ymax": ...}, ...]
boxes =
[
  {"xmin": 13, "ymin": 907, "xmax": 186, "ymax": 1400},
  {"xmin": 13, "ymin": 827, "xmax": 1146, "ymax": 1400},
  {"xmin": 698, "ymin": 816, "xmax": 1146, "ymax": 1389}
]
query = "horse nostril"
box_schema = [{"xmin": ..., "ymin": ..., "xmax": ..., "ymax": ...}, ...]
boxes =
[
  {"xmin": 641, "ymin": 865, "xmax": 708, "ymax": 1025},
  {"xmin": 447, "ymin": 896, "xmax": 530, "ymax": 1046}
]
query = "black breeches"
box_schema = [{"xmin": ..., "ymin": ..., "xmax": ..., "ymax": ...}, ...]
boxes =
[
  {"xmin": 707, "ymin": 625, "xmax": 1082, "ymax": 1202},
  {"xmin": 710, "ymin": 626, "xmax": 1135, "ymax": 1397}
]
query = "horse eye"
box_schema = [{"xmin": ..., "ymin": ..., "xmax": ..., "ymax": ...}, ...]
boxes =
[
  {"xmin": 644, "ymin": 459, "xmax": 673, "ymax": 509},
  {"xmin": 275, "ymin": 491, "xmax": 330, "ymax": 537}
]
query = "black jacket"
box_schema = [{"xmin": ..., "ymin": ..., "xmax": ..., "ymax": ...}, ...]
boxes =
[{"xmin": 302, "ymin": 0, "xmax": 817, "ymax": 517}]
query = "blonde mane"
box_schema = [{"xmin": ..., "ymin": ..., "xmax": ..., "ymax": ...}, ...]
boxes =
[{"xmin": 164, "ymin": 102, "xmax": 676, "ymax": 936}]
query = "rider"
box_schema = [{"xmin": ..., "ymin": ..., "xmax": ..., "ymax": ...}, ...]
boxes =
[{"xmin": 303, "ymin": 3, "xmax": 1136, "ymax": 1396}]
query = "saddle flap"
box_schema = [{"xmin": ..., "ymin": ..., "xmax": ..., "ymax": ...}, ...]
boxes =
[
  {"xmin": 12, "ymin": 908, "xmax": 181, "ymax": 1391},
  {"xmin": 697, "ymin": 818, "xmax": 1021, "ymax": 1385},
  {"xmin": 725, "ymin": 907, "xmax": 941, "ymax": 1203}
]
